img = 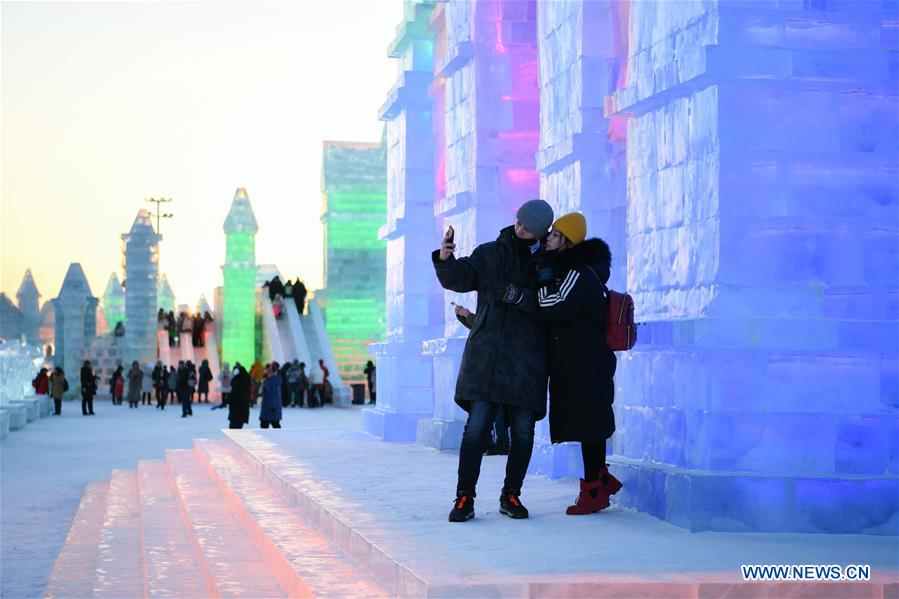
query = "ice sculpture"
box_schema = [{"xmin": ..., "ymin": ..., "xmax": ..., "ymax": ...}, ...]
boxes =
[
  {"xmin": 15, "ymin": 269, "xmax": 42, "ymax": 345},
  {"xmin": 0, "ymin": 339, "xmax": 44, "ymax": 405},
  {"xmin": 122, "ymin": 209, "xmax": 161, "ymax": 365},
  {"xmin": 51, "ymin": 263, "xmax": 99, "ymax": 386},
  {"xmin": 157, "ymin": 275, "xmax": 176, "ymax": 314},
  {"xmin": 320, "ymin": 140, "xmax": 387, "ymax": 383},
  {"xmin": 222, "ymin": 187, "xmax": 259, "ymax": 368},
  {"xmin": 101, "ymin": 272, "xmax": 125, "ymax": 331}
]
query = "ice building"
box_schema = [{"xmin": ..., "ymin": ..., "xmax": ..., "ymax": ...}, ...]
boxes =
[
  {"xmin": 0, "ymin": 294, "xmax": 23, "ymax": 341},
  {"xmin": 158, "ymin": 275, "xmax": 176, "ymax": 314},
  {"xmin": 367, "ymin": 0, "xmax": 898, "ymax": 534},
  {"xmin": 15, "ymin": 269, "xmax": 42, "ymax": 344},
  {"xmin": 222, "ymin": 187, "xmax": 259, "ymax": 368},
  {"xmin": 122, "ymin": 209, "xmax": 161, "ymax": 365},
  {"xmin": 101, "ymin": 273, "xmax": 125, "ymax": 330},
  {"xmin": 320, "ymin": 140, "xmax": 388, "ymax": 383},
  {"xmin": 51, "ymin": 263, "xmax": 99, "ymax": 382}
]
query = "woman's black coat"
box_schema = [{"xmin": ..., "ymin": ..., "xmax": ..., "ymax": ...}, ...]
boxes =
[
  {"xmin": 228, "ymin": 370, "xmax": 251, "ymax": 425},
  {"xmin": 432, "ymin": 226, "xmax": 549, "ymax": 419},
  {"xmin": 537, "ymin": 238, "xmax": 616, "ymax": 442}
]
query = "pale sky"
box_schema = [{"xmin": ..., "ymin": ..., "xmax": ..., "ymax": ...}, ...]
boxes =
[{"xmin": 1, "ymin": 0, "xmax": 402, "ymax": 309}]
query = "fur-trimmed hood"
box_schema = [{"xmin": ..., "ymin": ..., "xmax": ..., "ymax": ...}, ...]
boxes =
[{"xmin": 547, "ymin": 237, "xmax": 612, "ymax": 281}]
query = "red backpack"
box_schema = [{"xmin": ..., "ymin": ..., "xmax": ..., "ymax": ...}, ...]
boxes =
[{"xmin": 586, "ymin": 265, "xmax": 637, "ymax": 351}]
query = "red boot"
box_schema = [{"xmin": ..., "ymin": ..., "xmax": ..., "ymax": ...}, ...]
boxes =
[
  {"xmin": 566, "ymin": 479, "xmax": 610, "ymax": 515},
  {"xmin": 599, "ymin": 464, "xmax": 622, "ymax": 497}
]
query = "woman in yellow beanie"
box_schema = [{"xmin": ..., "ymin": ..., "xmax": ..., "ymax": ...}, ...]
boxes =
[{"xmin": 537, "ymin": 213, "xmax": 622, "ymax": 515}]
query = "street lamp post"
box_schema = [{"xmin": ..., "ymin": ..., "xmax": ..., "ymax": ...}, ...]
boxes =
[{"xmin": 145, "ymin": 197, "xmax": 173, "ymax": 235}]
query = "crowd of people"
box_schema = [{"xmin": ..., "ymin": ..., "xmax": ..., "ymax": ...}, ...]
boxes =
[
  {"xmin": 263, "ymin": 276, "xmax": 307, "ymax": 319},
  {"xmin": 30, "ymin": 354, "xmax": 340, "ymax": 430},
  {"xmin": 157, "ymin": 309, "xmax": 214, "ymax": 348}
]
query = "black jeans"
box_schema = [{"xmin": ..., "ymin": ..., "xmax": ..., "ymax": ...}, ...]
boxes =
[
  {"xmin": 457, "ymin": 401, "xmax": 535, "ymax": 496},
  {"xmin": 82, "ymin": 394, "xmax": 94, "ymax": 415},
  {"xmin": 260, "ymin": 420, "xmax": 281, "ymax": 429},
  {"xmin": 180, "ymin": 391, "xmax": 192, "ymax": 416},
  {"xmin": 53, "ymin": 397, "xmax": 62, "ymax": 415}
]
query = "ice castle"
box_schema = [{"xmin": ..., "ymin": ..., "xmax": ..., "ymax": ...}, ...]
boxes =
[{"xmin": 364, "ymin": 0, "xmax": 898, "ymax": 534}]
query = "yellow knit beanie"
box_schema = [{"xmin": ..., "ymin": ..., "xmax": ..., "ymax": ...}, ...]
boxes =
[{"xmin": 552, "ymin": 212, "xmax": 587, "ymax": 246}]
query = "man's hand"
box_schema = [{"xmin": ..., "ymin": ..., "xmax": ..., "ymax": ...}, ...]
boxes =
[
  {"xmin": 439, "ymin": 226, "xmax": 456, "ymax": 261},
  {"xmin": 453, "ymin": 304, "xmax": 472, "ymax": 319}
]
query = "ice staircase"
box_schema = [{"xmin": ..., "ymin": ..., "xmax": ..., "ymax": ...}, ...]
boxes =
[
  {"xmin": 262, "ymin": 297, "xmax": 348, "ymax": 405},
  {"xmin": 45, "ymin": 435, "xmax": 388, "ymax": 599},
  {"xmin": 48, "ymin": 429, "xmax": 898, "ymax": 598}
]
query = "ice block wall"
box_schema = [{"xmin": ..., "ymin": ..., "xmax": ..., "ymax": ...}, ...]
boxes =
[
  {"xmin": 605, "ymin": 0, "xmax": 898, "ymax": 534},
  {"xmin": 320, "ymin": 140, "xmax": 388, "ymax": 383},
  {"xmin": 418, "ymin": 0, "xmax": 542, "ymax": 450},
  {"xmin": 123, "ymin": 209, "xmax": 161, "ymax": 365},
  {"xmin": 222, "ymin": 188, "xmax": 259, "ymax": 369},
  {"xmin": 363, "ymin": 0, "xmax": 444, "ymax": 442},
  {"xmin": 51, "ymin": 263, "xmax": 98, "ymax": 387},
  {"xmin": 529, "ymin": 0, "xmax": 630, "ymax": 477},
  {"xmin": 15, "ymin": 269, "xmax": 42, "ymax": 345}
]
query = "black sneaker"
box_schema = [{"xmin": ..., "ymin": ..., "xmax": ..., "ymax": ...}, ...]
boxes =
[
  {"xmin": 448, "ymin": 494, "xmax": 475, "ymax": 522},
  {"xmin": 499, "ymin": 492, "xmax": 529, "ymax": 519}
]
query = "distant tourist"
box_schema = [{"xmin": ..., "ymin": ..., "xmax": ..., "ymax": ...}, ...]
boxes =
[
  {"xmin": 294, "ymin": 279, "xmax": 307, "ymax": 315},
  {"xmin": 308, "ymin": 360, "xmax": 323, "ymax": 408},
  {"xmin": 32, "ymin": 368, "xmax": 50, "ymax": 396},
  {"xmin": 197, "ymin": 359, "xmax": 213, "ymax": 403},
  {"xmin": 287, "ymin": 360, "xmax": 307, "ymax": 408},
  {"xmin": 113, "ymin": 321, "xmax": 125, "ymax": 337},
  {"xmin": 126, "ymin": 361, "xmax": 143, "ymax": 408},
  {"xmin": 166, "ymin": 364, "xmax": 179, "ymax": 404},
  {"xmin": 152, "ymin": 361, "xmax": 165, "ymax": 406},
  {"xmin": 80, "ymin": 360, "xmax": 97, "ymax": 416},
  {"xmin": 228, "ymin": 363, "xmax": 250, "ymax": 429},
  {"xmin": 219, "ymin": 362, "xmax": 232, "ymax": 406},
  {"xmin": 141, "ymin": 364, "xmax": 153, "ymax": 405},
  {"xmin": 260, "ymin": 362, "xmax": 283, "ymax": 429},
  {"xmin": 110, "ymin": 365, "xmax": 125, "ymax": 405},
  {"xmin": 364, "ymin": 360, "xmax": 377, "ymax": 405},
  {"xmin": 49, "ymin": 366, "xmax": 68, "ymax": 415}
]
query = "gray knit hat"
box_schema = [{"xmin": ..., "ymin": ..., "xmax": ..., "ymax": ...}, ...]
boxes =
[{"xmin": 516, "ymin": 199, "xmax": 554, "ymax": 237}]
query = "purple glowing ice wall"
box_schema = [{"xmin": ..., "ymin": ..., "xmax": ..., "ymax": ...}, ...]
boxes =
[{"xmin": 604, "ymin": 0, "xmax": 898, "ymax": 534}]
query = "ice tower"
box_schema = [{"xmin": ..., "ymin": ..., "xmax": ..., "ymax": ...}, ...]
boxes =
[
  {"xmin": 101, "ymin": 273, "xmax": 125, "ymax": 330},
  {"xmin": 51, "ymin": 263, "xmax": 99, "ymax": 382},
  {"xmin": 122, "ymin": 209, "xmax": 160, "ymax": 364},
  {"xmin": 157, "ymin": 276, "xmax": 176, "ymax": 314},
  {"xmin": 362, "ymin": 1, "xmax": 444, "ymax": 441},
  {"xmin": 15, "ymin": 269, "xmax": 42, "ymax": 344},
  {"xmin": 320, "ymin": 140, "xmax": 387, "ymax": 383},
  {"xmin": 222, "ymin": 187, "xmax": 258, "ymax": 368}
]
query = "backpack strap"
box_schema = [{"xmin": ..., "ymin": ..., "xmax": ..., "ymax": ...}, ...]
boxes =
[{"xmin": 583, "ymin": 264, "xmax": 609, "ymax": 298}]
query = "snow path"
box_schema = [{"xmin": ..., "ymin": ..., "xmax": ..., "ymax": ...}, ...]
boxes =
[{"xmin": 0, "ymin": 397, "xmax": 361, "ymax": 598}]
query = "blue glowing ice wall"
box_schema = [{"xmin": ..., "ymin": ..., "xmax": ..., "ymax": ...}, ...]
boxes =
[
  {"xmin": 363, "ymin": 1, "xmax": 444, "ymax": 441},
  {"xmin": 603, "ymin": 0, "xmax": 898, "ymax": 534},
  {"xmin": 528, "ymin": 0, "xmax": 631, "ymax": 477}
]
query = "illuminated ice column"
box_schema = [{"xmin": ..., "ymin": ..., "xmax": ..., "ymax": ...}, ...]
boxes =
[
  {"xmin": 362, "ymin": 0, "xmax": 442, "ymax": 442},
  {"xmin": 529, "ymin": 0, "xmax": 629, "ymax": 477},
  {"xmin": 52, "ymin": 263, "xmax": 99, "ymax": 383},
  {"xmin": 157, "ymin": 275, "xmax": 176, "ymax": 314},
  {"xmin": 102, "ymin": 272, "xmax": 125, "ymax": 331},
  {"xmin": 605, "ymin": 0, "xmax": 898, "ymax": 533},
  {"xmin": 15, "ymin": 269, "xmax": 42, "ymax": 344},
  {"xmin": 122, "ymin": 209, "xmax": 160, "ymax": 365},
  {"xmin": 417, "ymin": 0, "xmax": 542, "ymax": 451},
  {"xmin": 320, "ymin": 140, "xmax": 387, "ymax": 384},
  {"xmin": 221, "ymin": 187, "xmax": 258, "ymax": 368}
]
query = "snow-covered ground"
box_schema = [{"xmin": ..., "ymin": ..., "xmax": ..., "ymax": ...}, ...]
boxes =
[{"xmin": 0, "ymin": 397, "xmax": 363, "ymax": 598}]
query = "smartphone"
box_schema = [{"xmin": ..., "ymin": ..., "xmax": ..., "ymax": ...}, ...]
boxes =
[{"xmin": 446, "ymin": 225, "xmax": 454, "ymax": 243}]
